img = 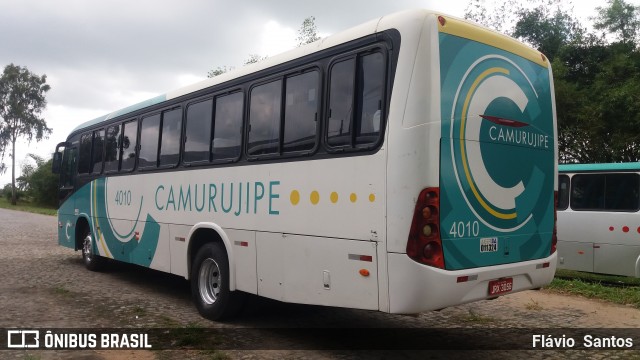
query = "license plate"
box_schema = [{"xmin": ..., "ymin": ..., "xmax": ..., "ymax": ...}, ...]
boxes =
[{"xmin": 488, "ymin": 278, "xmax": 513, "ymax": 296}]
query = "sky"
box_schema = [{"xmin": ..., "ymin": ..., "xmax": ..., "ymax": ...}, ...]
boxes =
[{"xmin": 0, "ymin": 0, "xmax": 631, "ymax": 187}]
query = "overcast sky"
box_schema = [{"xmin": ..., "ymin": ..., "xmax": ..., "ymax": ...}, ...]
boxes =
[{"xmin": 0, "ymin": 0, "xmax": 629, "ymax": 187}]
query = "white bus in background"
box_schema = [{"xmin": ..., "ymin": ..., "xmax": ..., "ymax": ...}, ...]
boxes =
[
  {"xmin": 557, "ymin": 163, "xmax": 640, "ymax": 277},
  {"xmin": 52, "ymin": 9, "xmax": 558, "ymax": 321}
]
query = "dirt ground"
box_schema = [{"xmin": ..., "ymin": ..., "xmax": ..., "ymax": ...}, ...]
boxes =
[
  {"xmin": 500, "ymin": 290, "xmax": 640, "ymax": 328},
  {"xmin": 1, "ymin": 207, "xmax": 639, "ymax": 360}
]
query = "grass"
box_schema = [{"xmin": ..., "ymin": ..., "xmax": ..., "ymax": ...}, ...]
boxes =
[
  {"xmin": 458, "ymin": 309, "xmax": 495, "ymax": 324},
  {"xmin": 52, "ymin": 285, "xmax": 72, "ymax": 297},
  {"xmin": 0, "ymin": 197, "xmax": 56, "ymax": 216},
  {"xmin": 546, "ymin": 269, "xmax": 640, "ymax": 309},
  {"xmin": 525, "ymin": 298, "xmax": 543, "ymax": 311}
]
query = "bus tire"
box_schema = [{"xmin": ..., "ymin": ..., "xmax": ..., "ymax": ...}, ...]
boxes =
[
  {"xmin": 191, "ymin": 242, "xmax": 244, "ymax": 321},
  {"xmin": 82, "ymin": 227, "xmax": 105, "ymax": 271}
]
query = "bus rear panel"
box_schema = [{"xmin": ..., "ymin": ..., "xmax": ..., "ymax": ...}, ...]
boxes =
[{"xmin": 387, "ymin": 15, "xmax": 557, "ymax": 314}]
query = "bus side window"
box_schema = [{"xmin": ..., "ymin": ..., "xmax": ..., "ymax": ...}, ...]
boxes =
[
  {"xmin": 78, "ymin": 133, "xmax": 92, "ymax": 174},
  {"xmin": 184, "ymin": 99, "xmax": 213, "ymax": 164},
  {"xmin": 91, "ymin": 129, "xmax": 105, "ymax": 174},
  {"xmin": 571, "ymin": 174, "xmax": 605, "ymax": 210},
  {"xmin": 139, "ymin": 114, "xmax": 160, "ymax": 168},
  {"xmin": 558, "ymin": 175, "xmax": 569, "ymax": 210},
  {"xmin": 327, "ymin": 58, "xmax": 355, "ymax": 147},
  {"xmin": 248, "ymin": 80, "xmax": 282, "ymax": 156},
  {"xmin": 213, "ymin": 92, "xmax": 243, "ymax": 160},
  {"xmin": 605, "ymin": 173, "xmax": 640, "ymax": 211},
  {"xmin": 61, "ymin": 147, "xmax": 77, "ymax": 188},
  {"xmin": 283, "ymin": 71, "xmax": 318, "ymax": 153},
  {"xmin": 104, "ymin": 124, "xmax": 121, "ymax": 172},
  {"xmin": 356, "ymin": 52, "xmax": 384, "ymax": 145},
  {"xmin": 159, "ymin": 108, "xmax": 182, "ymax": 167},
  {"xmin": 327, "ymin": 51, "xmax": 385, "ymax": 149},
  {"xmin": 120, "ymin": 120, "xmax": 138, "ymax": 172}
]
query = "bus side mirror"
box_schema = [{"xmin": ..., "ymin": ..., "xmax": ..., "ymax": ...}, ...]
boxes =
[
  {"xmin": 52, "ymin": 141, "xmax": 70, "ymax": 174},
  {"xmin": 52, "ymin": 152, "xmax": 62, "ymax": 174}
]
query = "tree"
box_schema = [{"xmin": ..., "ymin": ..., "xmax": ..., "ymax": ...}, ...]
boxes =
[
  {"xmin": 296, "ymin": 16, "xmax": 321, "ymax": 46},
  {"xmin": 243, "ymin": 54, "xmax": 267, "ymax": 65},
  {"xmin": 0, "ymin": 64, "xmax": 51, "ymax": 205},
  {"xmin": 15, "ymin": 153, "xmax": 58, "ymax": 207},
  {"xmin": 512, "ymin": 2, "xmax": 585, "ymax": 61},
  {"xmin": 464, "ymin": 0, "xmax": 514, "ymax": 34},
  {"xmin": 593, "ymin": 0, "xmax": 640, "ymax": 44},
  {"xmin": 207, "ymin": 66, "xmax": 233, "ymax": 78}
]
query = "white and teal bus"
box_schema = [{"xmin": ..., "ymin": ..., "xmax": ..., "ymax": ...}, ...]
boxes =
[
  {"xmin": 557, "ymin": 163, "xmax": 640, "ymax": 277},
  {"xmin": 52, "ymin": 10, "xmax": 558, "ymax": 321}
]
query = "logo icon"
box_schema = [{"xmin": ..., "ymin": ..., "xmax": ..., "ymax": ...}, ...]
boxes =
[
  {"xmin": 450, "ymin": 55, "xmax": 546, "ymax": 232},
  {"xmin": 7, "ymin": 330, "xmax": 39, "ymax": 348}
]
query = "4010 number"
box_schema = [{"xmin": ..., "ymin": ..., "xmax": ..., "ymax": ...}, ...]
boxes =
[
  {"xmin": 449, "ymin": 220, "xmax": 479, "ymax": 238},
  {"xmin": 114, "ymin": 190, "xmax": 132, "ymax": 206}
]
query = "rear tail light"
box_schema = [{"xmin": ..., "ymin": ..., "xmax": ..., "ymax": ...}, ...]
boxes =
[
  {"xmin": 406, "ymin": 187, "xmax": 445, "ymax": 268},
  {"xmin": 551, "ymin": 190, "xmax": 558, "ymax": 255}
]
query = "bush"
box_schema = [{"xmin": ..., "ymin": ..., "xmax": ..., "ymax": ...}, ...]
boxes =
[{"xmin": 3, "ymin": 183, "xmax": 23, "ymax": 202}]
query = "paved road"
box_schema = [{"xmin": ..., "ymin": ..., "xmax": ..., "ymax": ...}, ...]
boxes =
[{"xmin": 0, "ymin": 208, "xmax": 639, "ymax": 359}]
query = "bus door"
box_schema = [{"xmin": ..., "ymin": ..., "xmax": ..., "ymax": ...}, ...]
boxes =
[{"xmin": 54, "ymin": 142, "xmax": 79, "ymax": 249}]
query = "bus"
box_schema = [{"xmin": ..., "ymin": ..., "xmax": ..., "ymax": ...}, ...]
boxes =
[
  {"xmin": 557, "ymin": 163, "xmax": 640, "ymax": 277},
  {"xmin": 52, "ymin": 9, "xmax": 558, "ymax": 321}
]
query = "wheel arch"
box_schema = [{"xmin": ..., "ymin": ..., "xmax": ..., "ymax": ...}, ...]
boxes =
[
  {"xmin": 74, "ymin": 215, "xmax": 91, "ymax": 251},
  {"xmin": 186, "ymin": 222, "xmax": 236, "ymax": 290}
]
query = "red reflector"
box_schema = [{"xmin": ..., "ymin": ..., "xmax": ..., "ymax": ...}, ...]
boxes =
[
  {"xmin": 360, "ymin": 255, "xmax": 373, "ymax": 262},
  {"xmin": 240, "ymin": 241, "xmax": 248, "ymax": 247},
  {"xmin": 542, "ymin": 262, "xmax": 550, "ymax": 268},
  {"xmin": 457, "ymin": 276, "xmax": 469, "ymax": 283}
]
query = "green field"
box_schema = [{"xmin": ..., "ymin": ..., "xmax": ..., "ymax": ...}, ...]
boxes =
[
  {"xmin": 0, "ymin": 197, "xmax": 57, "ymax": 216},
  {"xmin": 547, "ymin": 269, "xmax": 640, "ymax": 309}
]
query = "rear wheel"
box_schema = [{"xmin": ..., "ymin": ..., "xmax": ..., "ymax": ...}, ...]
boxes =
[
  {"xmin": 82, "ymin": 227, "xmax": 105, "ymax": 271},
  {"xmin": 191, "ymin": 242, "xmax": 244, "ymax": 321}
]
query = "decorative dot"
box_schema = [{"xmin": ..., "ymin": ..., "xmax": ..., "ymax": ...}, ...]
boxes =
[
  {"xmin": 310, "ymin": 191, "xmax": 320, "ymax": 205},
  {"xmin": 609, "ymin": 226, "xmax": 614, "ymax": 232},
  {"xmin": 369, "ymin": 193, "xmax": 376, "ymax": 202},
  {"xmin": 330, "ymin": 192, "xmax": 339, "ymax": 203},
  {"xmin": 290, "ymin": 190, "xmax": 300, "ymax": 205},
  {"xmin": 623, "ymin": 226, "xmax": 630, "ymax": 233},
  {"xmin": 350, "ymin": 193, "xmax": 357, "ymax": 203}
]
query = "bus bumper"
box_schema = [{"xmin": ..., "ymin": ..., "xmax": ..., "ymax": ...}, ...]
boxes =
[{"xmin": 386, "ymin": 252, "xmax": 557, "ymax": 314}]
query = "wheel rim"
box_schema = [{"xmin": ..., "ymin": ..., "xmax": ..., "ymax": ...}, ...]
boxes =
[
  {"xmin": 198, "ymin": 258, "xmax": 221, "ymax": 305},
  {"xmin": 83, "ymin": 234, "xmax": 93, "ymax": 263}
]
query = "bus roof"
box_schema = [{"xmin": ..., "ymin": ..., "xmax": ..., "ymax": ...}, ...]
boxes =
[
  {"xmin": 559, "ymin": 163, "xmax": 640, "ymax": 173},
  {"xmin": 69, "ymin": 8, "xmax": 546, "ymax": 137}
]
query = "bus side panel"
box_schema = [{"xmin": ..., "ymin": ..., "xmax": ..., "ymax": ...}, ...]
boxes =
[
  {"xmin": 256, "ymin": 233, "xmax": 379, "ymax": 310},
  {"xmin": 594, "ymin": 243, "xmax": 640, "ymax": 278},
  {"xmin": 76, "ymin": 178, "xmax": 165, "ymax": 269},
  {"xmin": 557, "ymin": 240, "xmax": 594, "ymax": 273},
  {"xmin": 226, "ymin": 229, "xmax": 257, "ymax": 294},
  {"xmin": 58, "ymin": 194, "xmax": 78, "ymax": 250},
  {"xmin": 558, "ymin": 209, "xmax": 640, "ymax": 277}
]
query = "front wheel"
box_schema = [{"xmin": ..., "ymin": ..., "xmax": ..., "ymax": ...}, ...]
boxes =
[
  {"xmin": 191, "ymin": 242, "xmax": 244, "ymax": 321},
  {"xmin": 82, "ymin": 228, "xmax": 105, "ymax": 271}
]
